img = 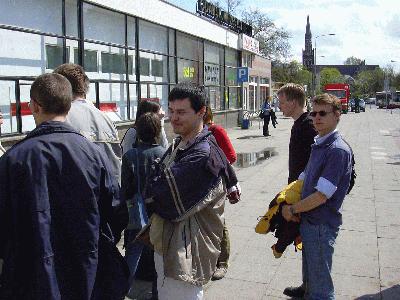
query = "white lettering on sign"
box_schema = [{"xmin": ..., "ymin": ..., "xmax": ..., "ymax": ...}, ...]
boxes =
[
  {"xmin": 239, "ymin": 34, "xmax": 260, "ymax": 54},
  {"xmin": 204, "ymin": 63, "xmax": 220, "ymax": 85}
]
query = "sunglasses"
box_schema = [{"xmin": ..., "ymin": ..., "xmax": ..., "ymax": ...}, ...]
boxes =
[{"xmin": 309, "ymin": 110, "xmax": 334, "ymax": 117}]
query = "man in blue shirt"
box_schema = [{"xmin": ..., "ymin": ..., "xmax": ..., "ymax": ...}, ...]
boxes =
[{"xmin": 282, "ymin": 93, "xmax": 352, "ymax": 299}]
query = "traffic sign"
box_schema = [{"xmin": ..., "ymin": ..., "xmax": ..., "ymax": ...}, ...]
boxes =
[{"xmin": 237, "ymin": 67, "xmax": 249, "ymax": 83}]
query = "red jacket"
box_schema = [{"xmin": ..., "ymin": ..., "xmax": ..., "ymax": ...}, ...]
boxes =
[{"xmin": 208, "ymin": 124, "xmax": 237, "ymax": 164}]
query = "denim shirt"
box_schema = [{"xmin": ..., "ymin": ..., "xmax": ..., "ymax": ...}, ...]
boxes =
[{"xmin": 301, "ymin": 131, "xmax": 352, "ymax": 228}]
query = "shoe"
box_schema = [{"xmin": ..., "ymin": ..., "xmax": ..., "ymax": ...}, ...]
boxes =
[
  {"xmin": 211, "ymin": 267, "xmax": 227, "ymax": 281},
  {"xmin": 283, "ymin": 285, "xmax": 305, "ymax": 298}
]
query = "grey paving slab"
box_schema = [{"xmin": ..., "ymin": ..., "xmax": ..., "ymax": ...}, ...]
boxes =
[{"xmin": 204, "ymin": 278, "xmax": 268, "ymax": 300}]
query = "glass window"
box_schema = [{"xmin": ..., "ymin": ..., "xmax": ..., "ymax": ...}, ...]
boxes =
[
  {"xmin": 169, "ymin": 57, "xmax": 176, "ymax": 83},
  {"xmin": 0, "ymin": 81, "xmax": 17, "ymax": 134},
  {"xmin": 141, "ymin": 84, "xmax": 169, "ymax": 112},
  {"xmin": 139, "ymin": 52, "xmax": 168, "ymax": 83},
  {"xmin": 102, "ymin": 52, "xmax": 133, "ymax": 75},
  {"xmin": 204, "ymin": 63, "xmax": 220, "ymax": 86},
  {"xmin": 205, "ymin": 42, "xmax": 220, "ymax": 64},
  {"xmin": 83, "ymin": 3, "xmax": 125, "ymax": 45},
  {"xmin": 169, "ymin": 29, "xmax": 175, "ymax": 56},
  {"xmin": 129, "ymin": 84, "xmax": 138, "ymax": 119},
  {"xmin": 229, "ymin": 87, "xmax": 239, "ymax": 109},
  {"xmin": 225, "ymin": 67, "xmax": 237, "ymax": 86},
  {"xmin": 65, "ymin": 0, "xmax": 78, "ymax": 37},
  {"xmin": 0, "ymin": 0, "xmax": 62, "ymax": 34},
  {"xmin": 127, "ymin": 16, "xmax": 136, "ymax": 47},
  {"xmin": 46, "ymin": 44, "xmax": 67, "ymax": 70},
  {"xmin": 73, "ymin": 49, "xmax": 98, "ymax": 72},
  {"xmin": 205, "ymin": 86, "xmax": 221, "ymax": 110},
  {"xmin": 20, "ymin": 81, "xmax": 36, "ymax": 132},
  {"xmin": 177, "ymin": 59, "xmax": 198, "ymax": 83},
  {"xmin": 139, "ymin": 57, "xmax": 150, "ymax": 76},
  {"xmin": 0, "ymin": 30, "xmax": 56, "ymax": 77},
  {"xmin": 177, "ymin": 32, "xmax": 200, "ymax": 60},
  {"xmin": 225, "ymin": 48, "xmax": 238, "ymax": 67},
  {"xmin": 260, "ymin": 77, "xmax": 269, "ymax": 84},
  {"xmin": 139, "ymin": 20, "xmax": 168, "ymax": 54},
  {"xmin": 98, "ymin": 82, "xmax": 127, "ymax": 121}
]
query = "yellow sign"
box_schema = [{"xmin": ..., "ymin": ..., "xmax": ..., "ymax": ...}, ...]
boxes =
[{"xmin": 183, "ymin": 67, "xmax": 195, "ymax": 78}]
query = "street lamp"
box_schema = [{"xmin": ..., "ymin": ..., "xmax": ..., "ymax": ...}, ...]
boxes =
[{"xmin": 313, "ymin": 33, "xmax": 335, "ymax": 95}]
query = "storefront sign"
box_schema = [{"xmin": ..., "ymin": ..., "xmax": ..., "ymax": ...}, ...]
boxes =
[
  {"xmin": 204, "ymin": 63, "xmax": 220, "ymax": 85},
  {"xmin": 239, "ymin": 34, "xmax": 259, "ymax": 55},
  {"xmin": 196, "ymin": 0, "xmax": 253, "ymax": 36}
]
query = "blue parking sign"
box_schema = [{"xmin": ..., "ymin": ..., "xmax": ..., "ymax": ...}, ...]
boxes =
[{"xmin": 237, "ymin": 67, "xmax": 249, "ymax": 83}]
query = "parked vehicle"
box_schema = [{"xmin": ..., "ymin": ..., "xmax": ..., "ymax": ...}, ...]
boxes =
[
  {"xmin": 324, "ymin": 83, "xmax": 350, "ymax": 113},
  {"xmin": 376, "ymin": 91, "xmax": 391, "ymax": 108}
]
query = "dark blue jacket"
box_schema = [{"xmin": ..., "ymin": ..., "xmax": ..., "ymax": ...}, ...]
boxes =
[{"xmin": 0, "ymin": 121, "xmax": 128, "ymax": 300}]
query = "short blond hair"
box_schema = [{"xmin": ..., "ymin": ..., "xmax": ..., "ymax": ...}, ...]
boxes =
[
  {"xmin": 312, "ymin": 93, "xmax": 341, "ymax": 112},
  {"xmin": 277, "ymin": 83, "xmax": 306, "ymax": 107}
]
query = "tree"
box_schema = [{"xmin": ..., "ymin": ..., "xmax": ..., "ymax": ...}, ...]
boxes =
[
  {"xmin": 319, "ymin": 68, "xmax": 344, "ymax": 91},
  {"xmin": 272, "ymin": 61, "xmax": 312, "ymax": 94},
  {"xmin": 210, "ymin": 0, "xmax": 242, "ymax": 15},
  {"xmin": 241, "ymin": 9, "xmax": 291, "ymax": 62},
  {"xmin": 343, "ymin": 56, "xmax": 363, "ymax": 65},
  {"xmin": 354, "ymin": 68, "xmax": 384, "ymax": 97}
]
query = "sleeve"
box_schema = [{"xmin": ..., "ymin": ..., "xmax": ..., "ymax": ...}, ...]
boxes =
[
  {"xmin": 315, "ymin": 148, "xmax": 350, "ymax": 199},
  {"xmin": 160, "ymin": 127, "xmax": 169, "ymax": 149},
  {"xmin": 0, "ymin": 156, "xmax": 9, "ymax": 258},
  {"xmin": 121, "ymin": 128, "xmax": 136, "ymax": 155},
  {"xmin": 120, "ymin": 152, "xmax": 135, "ymax": 203},
  {"xmin": 212, "ymin": 126, "xmax": 237, "ymax": 164}
]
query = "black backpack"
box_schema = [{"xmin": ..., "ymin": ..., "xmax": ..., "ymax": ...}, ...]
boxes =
[{"xmin": 343, "ymin": 139, "xmax": 357, "ymax": 194}]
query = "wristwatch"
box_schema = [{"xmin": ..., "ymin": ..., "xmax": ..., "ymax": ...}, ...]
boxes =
[{"xmin": 289, "ymin": 206, "xmax": 296, "ymax": 215}]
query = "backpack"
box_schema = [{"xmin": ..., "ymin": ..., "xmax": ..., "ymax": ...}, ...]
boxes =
[{"xmin": 343, "ymin": 139, "xmax": 357, "ymax": 194}]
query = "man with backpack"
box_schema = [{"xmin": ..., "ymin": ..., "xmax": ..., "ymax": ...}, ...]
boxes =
[{"xmin": 282, "ymin": 93, "xmax": 353, "ymax": 300}]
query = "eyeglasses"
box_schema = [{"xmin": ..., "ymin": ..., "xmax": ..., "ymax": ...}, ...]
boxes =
[{"xmin": 309, "ymin": 110, "xmax": 334, "ymax": 117}]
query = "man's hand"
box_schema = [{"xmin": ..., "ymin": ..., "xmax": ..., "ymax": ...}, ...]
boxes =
[{"xmin": 282, "ymin": 205, "xmax": 300, "ymax": 222}]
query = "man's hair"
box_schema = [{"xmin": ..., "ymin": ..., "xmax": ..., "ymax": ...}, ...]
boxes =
[
  {"xmin": 136, "ymin": 112, "xmax": 161, "ymax": 144},
  {"xmin": 53, "ymin": 63, "xmax": 89, "ymax": 96},
  {"xmin": 277, "ymin": 83, "xmax": 306, "ymax": 107},
  {"xmin": 312, "ymin": 93, "xmax": 342, "ymax": 112},
  {"xmin": 203, "ymin": 106, "xmax": 213, "ymax": 124},
  {"xmin": 168, "ymin": 82, "xmax": 206, "ymax": 112},
  {"xmin": 30, "ymin": 73, "xmax": 72, "ymax": 115},
  {"xmin": 135, "ymin": 100, "xmax": 160, "ymax": 125}
]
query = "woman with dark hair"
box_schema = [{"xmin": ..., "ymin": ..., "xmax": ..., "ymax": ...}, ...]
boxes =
[
  {"xmin": 121, "ymin": 112, "xmax": 166, "ymax": 299},
  {"xmin": 121, "ymin": 100, "xmax": 168, "ymax": 154}
]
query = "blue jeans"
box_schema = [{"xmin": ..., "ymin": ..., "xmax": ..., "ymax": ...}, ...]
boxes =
[
  {"xmin": 300, "ymin": 221, "xmax": 339, "ymax": 300},
  {"xmin": 124, "ymin": 229, "xmax": 144, "ymax": 285}
]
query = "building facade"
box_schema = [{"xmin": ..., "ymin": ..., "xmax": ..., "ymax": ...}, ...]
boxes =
[{"xmin": 0, "ymin": 0, "xmax": 271, "ymax": 141}]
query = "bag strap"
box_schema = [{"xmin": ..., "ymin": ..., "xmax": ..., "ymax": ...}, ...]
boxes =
[{"xmin": 134, "ymin": 149, "xmax": 141, "ymax": 195}]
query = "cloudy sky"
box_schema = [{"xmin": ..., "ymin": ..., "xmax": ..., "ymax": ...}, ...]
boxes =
[{"xmin": 167, "ymin": 0, "xmax": 400, "ymax": 71}]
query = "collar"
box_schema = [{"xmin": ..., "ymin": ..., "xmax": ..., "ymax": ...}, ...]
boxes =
[
  {"xmin": 294, "ymin": 112, "xmax": 310, "ymax": 125},
  {"xmin": 173, "ymin": 127, "xmax": 211, "ymax": 151},
  {"xmin": 27, "ymin": 121, "xmax": 79, "ymax": 139},
  {"xmin": 314, "ymin": 129, "xmax": 338, "ymax": 146}
]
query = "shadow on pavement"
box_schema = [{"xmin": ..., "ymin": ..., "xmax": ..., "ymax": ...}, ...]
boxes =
[{"xmin": 354, "ymin": 284, "xmax": 400, "ymax": 300}]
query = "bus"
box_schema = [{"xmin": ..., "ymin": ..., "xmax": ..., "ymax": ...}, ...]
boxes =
[
  {"xmin": 376, "ymin": 91, "xmax": 391, "ymax": 109},
  {"xmin": 388, "ymin": 91, "xmax": 400, "ymax": 109}
]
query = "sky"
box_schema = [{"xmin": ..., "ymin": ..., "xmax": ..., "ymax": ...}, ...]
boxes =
[{"xmin": 166, "ymin": 0, "xmax": 400, "ymax": 72}]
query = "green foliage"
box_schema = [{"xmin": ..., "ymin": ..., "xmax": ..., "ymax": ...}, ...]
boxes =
[
  {"xmin": 343, "ymin": 56, "xmax": 363, "ymax": 65},
  {"xmin": 354, "ymin": 68, "xmax": 385, "ymax": 97},
  {"xmin": 272, "ymin": 60, "xmax": 312, "ymax": 93},
  {"xmin": 242, "ymin": 9, "xmax": 291, "ymax": 62},
  {"xmin": 319, "ymin": 68, "xmax": 344, "ymax": 91}
]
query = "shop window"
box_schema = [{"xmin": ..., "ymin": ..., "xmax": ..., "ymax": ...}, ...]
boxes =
[
  {"xmin": 225, "ymin": 48, "xmax": 238, "ymax": 67},
  {"xmin": 260, "ymin": 77, "xmax": 269, "ymax": 84},
  {"xmin": 73, "ymin": 49, "xmax": 98, "ymax": 72},
  {"xmin": 176, "ymin": 32, "xmax": 200, "ymax": 61},
  {"xmin": 83, "ymin": 3, "xmax": 125, "ymax": 45},
  {"xmin": 98, "ymin": 82, "xmax": 128, "ymax": 121},
  {"xmin": 140, "ymin": 57, "xmax": 150, "ymax": 76},
  {"xmin": 141, "ymin": 84, "xmax": 169, "ymax": 112},
  {"xmin": 0, "ymin": 0, "xmax": 62, "ymax": 35},
  {"xmin": 129, "ymin": 84, "xmax": 138, "ymax": 119},
  {"xmin": 65, "ymin": 0, "xmax": 78, "ymax": 37},
  {"xmin": 46, "ymin": 44, "xmax": 67, "ymax": 70},
  {"xmin": 101, "ymin": 52, "xmax": 133, "ymax": 75},
  {"xmin": 205, "ymin": 42, "xmax": 220, "ymax": 65},
  {"xmin": 152, "ymin": 59, "xmax": 163, "ymax": 77},
  {"xmin": 169, "ymin": 57, "xmax": 176, "ymax": 83},
  {"xmin": 204, "ymin": 63, "xmax": 220, "ymax": 86},
  {"xmin": 127, "ymin": 16, "xmax": 136, "ymax": 48},
  {"xmin": 225, "ymin": 67, "xmax": 238, "ymax": 86},
  {"xmin": 228, "ymin": 87, "xmax": 239, "ymax": 109},
  {"xmin": 169, "ymin": 29, "xmax": 175, "ymax": 56},
  {"xmin": 139, "ymin": 20, "xmax": 168, "ymax": 54}
]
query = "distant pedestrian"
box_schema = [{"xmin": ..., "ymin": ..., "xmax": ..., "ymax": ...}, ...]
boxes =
[
  {"xmin": 277, "ymin": 83, "xmax": 317, "ymax": 298},
  {"xmin": 0, "ymin": 73, "xmax": 128, "ymax": 300},
  {"xmin": 121, "ymin": 100, "xmax": 169, "ymax": 154},
  {"xmin": 261, "ymin": 99, "xmax": 271, "ymax": 136},
  {"xmin": 53, "ymin": 63, "xmax": 122, "ymax": 185},
  {"xmin": 121, "ymin": 112, "xmax": 166, "ymax": 299},
  {"xmin": 145, "ymin": 83, "xmax": 239, "ymax": 300},
  {"xmin": 282, "ymin": 93, "xmax": 352, "ymax": 299}
]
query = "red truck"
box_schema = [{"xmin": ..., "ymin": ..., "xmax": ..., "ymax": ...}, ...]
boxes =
[{"xmin": 324, "ymin": 83, "xmax": 350, "ymax": 113}]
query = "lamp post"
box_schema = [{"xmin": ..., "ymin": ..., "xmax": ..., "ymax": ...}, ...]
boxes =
[{"xmin": 313, "ymin": 33, "xmax": 335, "ymax": 96}]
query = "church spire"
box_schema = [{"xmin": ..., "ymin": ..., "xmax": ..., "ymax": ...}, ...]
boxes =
[{"xmin": 302, "ymin": 15, "xmax": 314, "ymax": 71}]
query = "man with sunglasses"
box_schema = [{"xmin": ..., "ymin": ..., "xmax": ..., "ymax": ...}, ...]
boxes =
[
  {"xmin": 282, "ymin": 93, "xmax": 352, "ymax": 299},
  {"xmin": 277, "ymin": 83, "xmax": 317, "ymax": 298}
]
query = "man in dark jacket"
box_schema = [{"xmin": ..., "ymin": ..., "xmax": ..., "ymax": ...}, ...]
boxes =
[
  {"xmin": 277, "ymin": 83, "xmax": 317, "ymax": 298},
  {"xmin": 0, "ymin": 73, "xmax": 128, "ymax": 300}
]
